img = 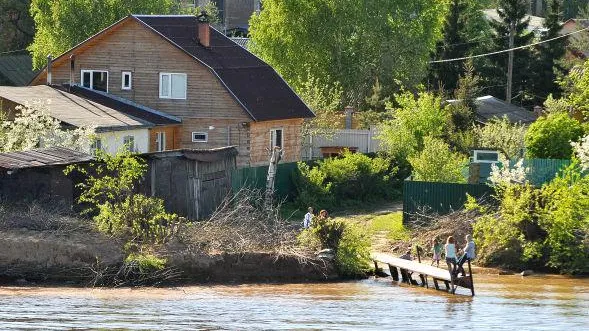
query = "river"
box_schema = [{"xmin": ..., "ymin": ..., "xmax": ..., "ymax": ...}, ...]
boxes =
[{"xmin": 0, "ymin": 274, "xmax": 587, "ymax": 330}]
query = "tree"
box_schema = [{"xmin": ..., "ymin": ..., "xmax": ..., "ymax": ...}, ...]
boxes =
[
  {"xmin": 249, "ymin": 0, "xmax": 449, "ymax": 106},
  {"xmin": 0, "ymin": 102, "xmax": 94, "ymax": 153},
  {"xmin": 525, "ymin": 112, "xmax": 584, "ymax": 159},
  {"xmin": 408, "ymin": 135, "xmax": 467, "ymax": 183},
  {"xmin": 449, "ymin": 60, "xmax": 481, "ymax": 132},
  {"xmin": 0, "ymin": 0, "xmax": 34, "ymax": 53},
  {"xmin": 562, "ymin": 59, "xmax": 589, "ymax": 118},
  {"xmin": 428, "ymin": 0, "xmax": 490, "ymax": 92},
  {"xmin": 485, "ymin": 0, "xmax": 535, "ymax": 105},
  {"xmin": 377, "ymin": 91, "xmax": 450, "ymax": 161},
  {"xmin": 28, "ymin": 0, "xmax": 174, "ymax": 68},
  {"xmin": 474, "ymin": 116, "xmax": 527, "ymax": 159},
  {"xmin": 531, "ymin": 0, "xmax": 567, "ymax": 105}
]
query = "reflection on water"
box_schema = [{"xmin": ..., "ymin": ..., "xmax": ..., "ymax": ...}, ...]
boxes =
[{"xmin": 0, "ymin": 275, "xmax": 588, "ymax": 330}]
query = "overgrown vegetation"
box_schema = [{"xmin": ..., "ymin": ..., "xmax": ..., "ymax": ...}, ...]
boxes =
[{"xmin": 294, "ymin": 151, "xmax": 401, "ymax": 211}]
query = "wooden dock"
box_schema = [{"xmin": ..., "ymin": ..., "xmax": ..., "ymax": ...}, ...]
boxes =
[{"xmin": 372, "ymin": 252, "xmax": 475, "ymax": 296}]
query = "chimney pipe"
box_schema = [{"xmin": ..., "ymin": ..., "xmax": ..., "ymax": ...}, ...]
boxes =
[
  {"xmin": 69, "ymin": 54, "xmax": 75, "ymax": 91},
  {"xmin": 46, "ymin": 55, "xmax": 53, "ymax": 86},
  {"xmin": 344, "ymin": 106, "xmax": 354, "ymax": 129},
  {"xmin": 197, "ymin": 11, "xmax": 211, "ymax": 48}
]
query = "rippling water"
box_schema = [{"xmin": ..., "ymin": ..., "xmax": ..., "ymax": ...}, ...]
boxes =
[{"xmin": 0, "ymin": 274, "xmax": 588, "ymax": 330}]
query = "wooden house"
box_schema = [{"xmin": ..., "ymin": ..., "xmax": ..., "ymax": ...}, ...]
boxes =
[
  {"xmin": 0, "ymin": 85, "xmax": 181, "ymax": 154},
  {"xmin": 30, "ymin": 15, "xmax": 314, "ymax": 167}
]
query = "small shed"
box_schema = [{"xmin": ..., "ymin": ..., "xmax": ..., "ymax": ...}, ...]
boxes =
[
  {"xmin": 143, "ymin": 147, "xmax": 238, "ymax": 220},
  {"xmin": 0, "ymin": 147, "xmax": 93, "ymax": 204}
]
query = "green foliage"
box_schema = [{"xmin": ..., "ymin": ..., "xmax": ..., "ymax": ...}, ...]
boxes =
[
  {"xmin": 249, "ymin": 0, "xmax": 449, "ymax": 106},
  {"xmin": 377, "ymin": 91, "xmax": 450, "ymax": 161},
  {"xmin": 29, "ymin": 0, "xmax": 174, "ymax": 68},
  {"xmin": 66, "ymin": 150, "xmax": 177, "ymax": 245},
  {"xmin": 473, "ymin": 116, "xmax": 527, "ymax": 159},
  {"xmin": 525, "ymin": 112, "xmax": 583, "ymax": 159},
  {"xmin": 125, "ymin": 253, "xmax": 167, "ymax": 272},
  {"xmin": 295, "ymin": 151, "xmax": 398, "ymax": 210},
  {"xmin": 449, "ymin": 61, "xmax": 481, "ymax": 132},
  {"xmin": 303, "ymin": 218, "xmax": 371, "ymax": 278},
  {"xmin": 297, "ymin": 74, "xmax": 344, "ymax": 135},
  {"xmin": 95, "ymin": 194, "xmax": 177, "ymax": 243},
  {"xmin": 539, "ymin": 162, "xmax": 589, "ymax": 274},
  {"xmin": 562, "ymin": 59, "xmax": 589, "ymax": 118},
  {"xmin": 408, "ymin": 136, "xmax": 467, "ymax": 183},
  {"xmin": 0, "ymin": 0, "xmax": 34, "ymax": 53}
]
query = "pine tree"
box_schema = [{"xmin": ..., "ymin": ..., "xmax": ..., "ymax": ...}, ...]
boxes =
[
  {"xmin": 486, "ymin": 0, "xmax": 535, "ymax": 105},
  {"xmin": 532, "ymin": 0, "xmax": 567, "ymax": 104},
  {"xmin": 429, "ymin": 0, "xmax": 471, "ymax": 92}
]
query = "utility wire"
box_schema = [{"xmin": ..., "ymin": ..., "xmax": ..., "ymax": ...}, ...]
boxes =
[{"xmin": 430, "ymin": 26, "xmax": 589, "ymax": 64}]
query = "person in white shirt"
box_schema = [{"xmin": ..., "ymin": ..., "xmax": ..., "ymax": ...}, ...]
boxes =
[
  {"xmin": 445, "ymin": 236, "xmax": 457, "ymax": 276},
  {"xmin": 303, "ymin": 207, "xmax": 314, "ymax": 229},
  {"xmin": 456, "ymin": 234, "xmax": 476, "ymax": 276}
]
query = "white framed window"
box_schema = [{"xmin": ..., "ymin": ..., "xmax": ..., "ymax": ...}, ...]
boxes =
[
  {"xmin": 156, "ymin": 131, "xmax": 167, "ymax": 152},
  {"xmin": 123, "ymin": 135, "xmax": 135, "ymax": 152},
  {"xmin": 192, "ymin": 132, "xmax": 208, "ymax": 143},
  {"xmin": 81, "ymin": 70, "xmax": 108, "ymax": 92},
  {"xmin": 270, "ymin": 128, "xmax": 283, "ymax": 149},
  {"xmin": 159, "ymin": 73, "xmax": 187, "ymax": 99},
  {"xmin": 122, "ymin": 71, "xmax": 132, "ymax": 90},
  {"xmin": 472, "ymin": 150, "xmax": 500, "ymax": 164}
]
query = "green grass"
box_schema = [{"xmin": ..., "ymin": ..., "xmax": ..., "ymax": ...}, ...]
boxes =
[{"xmin": 368, "ymin": 212, "xmax": 410, "ymax": 241}]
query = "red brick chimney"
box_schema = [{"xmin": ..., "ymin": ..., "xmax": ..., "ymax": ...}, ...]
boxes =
[{"xmin": 197, "ymin": 11, "xmax": 210, "ymax": 48}]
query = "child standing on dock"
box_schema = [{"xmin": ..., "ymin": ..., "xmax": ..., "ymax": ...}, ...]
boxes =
[
  {"xmin": 431, "ymin": 238, "xmax": 442, "ymax": 267},
  {"xmin": 445, "ymin": 236, "xmax": 457, "ymax": 276}
]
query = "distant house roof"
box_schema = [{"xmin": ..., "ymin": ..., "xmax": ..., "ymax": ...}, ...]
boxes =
[
  {"xmin": 230, "ymin": 37, "xmax": 250, "ymax": 49},
  {"xmin": 0, "ymin": 85, "xmax": 157, "ymax": 131},
  {"xmin": 0, "ymin": 50, "xmax": 38, "ymax": 86},
  {"xmin": 483, "ymin": 9, "xmax": 546, "ymax": 33},
  {"xmin": 0, "ymin": 147, "xmax": 93, "ymax": 170},
  {"xmin": 448, "ymin": 95, "xmax": 538, "ymax": 124}
]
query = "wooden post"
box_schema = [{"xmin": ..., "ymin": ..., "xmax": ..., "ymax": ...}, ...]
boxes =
[
  {"xmin": 389, "ymin": 264, "xmax": 399, "ymax": 281},
  {"xmin": 374, "ymin": 260, "xmax": 379, "ymax": 277},
  {"xmin": 468, "ymin": 259, "xmax": 475, "ymax": 296},
  {"xmin": 433, "ymin": 278, "xmax": 440, "ymax": 290}
]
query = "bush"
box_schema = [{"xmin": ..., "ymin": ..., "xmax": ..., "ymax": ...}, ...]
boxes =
[
  {"xmin": 302, "ymin": 218, "xmax": 371, "ymax": 278},
  {"xmin": 295, "ymin": 151, "xmax": 398, "ymax": 210},
  {"xmin": 525, "ymin": 113, "xmax": 583, "ymax": 159},
  {"xmin": 124, "ymin": 253, "xmax": 167, "ymax": 273},
  {"xmin": 95, "ymin": 194, "xmax": 178, "ymax": 244},
  {"xmin": 408, "ymin": 136, "xmax": 467, "ymax": 183}
]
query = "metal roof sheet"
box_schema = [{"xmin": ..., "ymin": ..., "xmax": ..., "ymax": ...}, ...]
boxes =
[{"xmin": 0, "ymin": 147, "xmax": 93, "ymax": 170}]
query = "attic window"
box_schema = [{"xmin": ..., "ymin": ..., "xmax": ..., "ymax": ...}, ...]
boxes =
[
  {"xmin": 81, "ymin": 70, "xmax": 108, "ymax": 92},
  {"xmin": 122, "ymin": 71, "xmax": 132, "ymax": 90},
  {"xmin": 159, "ymin": 73, "xmax": 187, "ymax": 99}
]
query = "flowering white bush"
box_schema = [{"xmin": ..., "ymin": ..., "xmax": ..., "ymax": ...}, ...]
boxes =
[
  {"xmin": 488, "ymin": 156, "xmax": 529, "ymax": 187},
  {"xmin": 0, "ymin": 101, "xmax": 94, "ymax": 153},
  {"xmin": 571, "ymin": 134, "xmax": 589, "ymax": 171}
]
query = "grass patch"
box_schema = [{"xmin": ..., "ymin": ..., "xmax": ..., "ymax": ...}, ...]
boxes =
[{"xmin": 369, "ymin": 212, "xmax": 410, "ymax": 241}]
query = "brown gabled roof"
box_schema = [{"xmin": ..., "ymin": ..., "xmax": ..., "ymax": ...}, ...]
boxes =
[
  {"xmin": 133, "ymin": 15, "xmax": 314, "ymax": 122},
  {"xmin": 0, "ymin": 147, "xmax": 93, "ymax": 170},
  {"xmin": 30, "ymin": 15, "xmax": 314, "ymax": 122}
]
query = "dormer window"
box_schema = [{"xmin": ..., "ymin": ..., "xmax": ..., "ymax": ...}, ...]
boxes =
[{"xmin": 81, "ymin": 70, "xmax": 108, "ymax": 92}]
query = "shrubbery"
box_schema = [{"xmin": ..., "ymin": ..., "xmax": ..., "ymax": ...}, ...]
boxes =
[
  {"xmin": 295, "ymin": 151, "xmax": 399, "ymax": 210},
  {"xmin": 299, "ymin": 217, "xmax": 371, "ymax": 278},
  {"xmin": 525, "ymin": 112, "xmax": 583, "ymax": 159}
]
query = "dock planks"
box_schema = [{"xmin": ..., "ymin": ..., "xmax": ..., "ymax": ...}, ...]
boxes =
[{"xmin": 371, "ymin": 253, "xmax": 452, "ymax": 281}]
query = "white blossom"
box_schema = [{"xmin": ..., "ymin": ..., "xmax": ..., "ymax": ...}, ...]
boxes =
[
  {"xmin": 0, "ymin": 101, "xmax": 95, "ymax": 153},
  {"xmin": 571, "ymin": 134, "xmax": 589, "ymax": 171},
  {"xmin": 488, "ymin": 156, "xmax": 529, "ymax": 187}
]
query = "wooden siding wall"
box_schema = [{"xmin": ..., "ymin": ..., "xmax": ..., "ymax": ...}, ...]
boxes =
[
  {"xmin": 148, "ymin": 125, "xmax": 181, "ymax": 152},
  {"xmin": 0, "ymin": 167, "xmax": 74, "ymax": 205},
  {"xmin": 31, "ymin": 18, "xmax": 252, "ymax": 162},
  {"xmin": 147, "ymin": 153, "xmax": 236, "ymax": 220},
  {"xmin": 249, "ymin": 118, "xmax": 303, "ymax": 166}
]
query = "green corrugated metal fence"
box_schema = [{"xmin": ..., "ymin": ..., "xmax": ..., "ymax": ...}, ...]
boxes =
[
  {"xmin": 403, "ymin": 181, "xmax": 494, "ymax": 223},
  {"xmin": 231, "ymin": 162, "xmax": 300, "ymax": 199},
  {"xmin": 474, "ymin": 158, "xmax": 571, "ymax": 186}
]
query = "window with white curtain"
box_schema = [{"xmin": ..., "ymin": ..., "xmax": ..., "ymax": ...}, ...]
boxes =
[{"xmin": 159, "ymin": 73, "xmax": 187, "ymax": 99}]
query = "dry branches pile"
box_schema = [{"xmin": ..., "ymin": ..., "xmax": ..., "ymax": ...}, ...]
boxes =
[
  {"xmin": 178, "ymin": 188, "xmax": 303, "ymax": 256},
  {"xmin": 0, "ymin": 201, "xmax": 92, "ymax": 233}
]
